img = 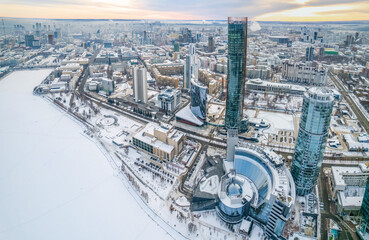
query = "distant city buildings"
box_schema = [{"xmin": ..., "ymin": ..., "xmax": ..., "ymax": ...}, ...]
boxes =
[
  {"xmin": 208, "ymin": 35, "xmax": 215, "ymax": 53},
  {"xmin": 47, "ymin": 33, "xmax": 54, "ymax": 45},
  {"xmin": 306, "ymin": 46, "xmax": 314, "ymax": 61},
  {"xmin": 246, "ymin": 65, "xmax": 271, "ymax": 80},
  {"xmin": 268, "ymin": 36, "xmax": 289, "ymax": 44},
  {"xmin": 25, "ymin": 34, "xmax": 34, "ymax": 48},
  {"xmin": 282, "ymin": 61, "xmax": 327, "ymax": 86},
  {"xmin": 291, "ymin": 88, "xmax": 334, "ymax": 196},
  {"xmin": 225, "ymin": 17, "xmax": 247, "ymax": 129},
  {"xmin": 133, "ymin": 67, "xmax": 148, "ymax": 103}
]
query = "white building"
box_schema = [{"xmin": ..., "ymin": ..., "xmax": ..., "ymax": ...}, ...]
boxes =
[
  {"xmin": 246, "ymin": 78, "xmax": 306, "ymax": 95},
  {"xmin": 282, "ymin": 61, "xmax": 327, "ymax": 85},
  {"xmin": 183, "ymin": 44, "xmax": 199, "ymax": 89},
  {"xmin": 331, "ymin": 164, "xmax": 369, "ymax": 215},
  {"xmin": 133, "ymin": 67, "xmax": 148, "ymax": 103},
  {"xmin": 343, "ymin": 134, "xmax": 369, "ymax": 152},
  {"xmin": 132, "ymin": 122, "xmax": 186, "ymax": 161},
  {"xmin": 157, "ymin": 87, "xmax": 181, "ymax": 112}
]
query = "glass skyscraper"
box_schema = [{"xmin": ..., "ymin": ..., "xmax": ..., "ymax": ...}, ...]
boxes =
[
  {"xmin": 190, "ymin": 78, "xmax": 207, "ymax": 120},
  {"xmin": 360, "ymin": 178, "xmax": 369, "ymax": 237},
  {"xmin": 225, "ymin": 17, "xmax": 247, "ymax": 129},
  {"xmin": 291, "ymin": 87, "xmax": 334, "ymax": 196}
]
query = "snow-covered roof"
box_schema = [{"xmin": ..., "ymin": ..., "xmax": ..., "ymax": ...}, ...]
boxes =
[
  {"xmin": 133, "ymin": 123, "xmax": 174, "ymax": 153},
  {"xmin": 175, "ymin": 106, "xmax": 204, "ymax": 126},
  {"xmin": 332, "ymin": 166, "xmax": 363, "ymax": 187},
  {"xmin": 337, "ymin": 191, "xmax": 364, "ymax": 208}
]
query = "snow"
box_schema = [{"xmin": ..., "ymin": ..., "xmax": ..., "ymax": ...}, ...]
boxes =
[
  {"xmin": 258, "ymin": 111, "xmax": 295, "ymax": 132},
  {"xmin": 175, "ymin": 106, "xmax": 204, "ymax": 126},
  {"xmin": 0, "ymin": 70, "xmax": 173, "ymax": 240},
  {"xmin": 199, "ymin": 175, "xmax": 219, "ymax": 195}
]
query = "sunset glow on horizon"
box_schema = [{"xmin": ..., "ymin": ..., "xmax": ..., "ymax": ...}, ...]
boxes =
[{"xmin": 0, "ymin": 0, "xmax": 368, "ymax": 21}]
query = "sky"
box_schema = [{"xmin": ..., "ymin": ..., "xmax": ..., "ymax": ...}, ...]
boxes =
[{"xmin": 0, "ymin": 0, "xmax": 368, "ymax": 21}]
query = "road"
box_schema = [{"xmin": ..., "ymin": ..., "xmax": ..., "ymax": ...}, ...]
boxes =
[{"xmin": 319, "ymin": 169, "xmax": 359, "ymax": 240}]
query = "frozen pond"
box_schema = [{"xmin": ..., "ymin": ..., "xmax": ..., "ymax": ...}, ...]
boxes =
[{"xmin": 0, "ymin": 70, "xmax": 173, "ymax": 240}]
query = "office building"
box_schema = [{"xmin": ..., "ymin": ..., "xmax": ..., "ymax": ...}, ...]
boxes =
[
  {"xmin": 208, "ymin": 35, "xmax": 215, "ymax": 52},
  {"xmin": 158, "ymin": 87, "xmax": 181, "ymax": 112},
  {"xmin": 133, "ymin": 67, "xmax": 148, "ymax": 103},
  {"xmin": 246, "ymin": 65, "xmax": 271, "ymax": 80},
  {"xmin": 132, "ymin": 122, "xmax": 186, "ymax": 161},
  {"xmin": 359, "ymin": 178, "xmax": 369, "ymax": 239},
  {"xmin": 282, "ymin": 61, "xmax": 327, "ymax": 86},
  {"xmin": 268, "ymin": 36, "xmax": 289, "ymax": 44},
  {"xmin": 47, "ymin": 34, "xmax": 54, "ymax": 45},
  {"xmin": 291, "ymin": 88, "xmax": 334, "ymax": 196},
  {"xmin": 173, "ymin": 41, "xmax": 179, "ymax": 52},
  {"xmin": 306, "ymin": 46, "xmax": 314, "ymax": 61},
  {"xmin": 246, "ymin": 79, "xmax": 306, "ymax": 95},
  {"xmin": 225, "ymin": 17, "xmax": 247, "ymax": 129},
  {"xmin": 25, "ymin": 34, "xmax": 34, "ymax": 48},
  {"xmin": 190, "ymin": 78, "xmax": 207, "ymax": 121},
  {"xmin": 331, "ymin": 164, "xmax": 369, "ymax": 216},
  {"xmin": 183, "ymin": 44, "xmax": 198, "ymax": 90}
]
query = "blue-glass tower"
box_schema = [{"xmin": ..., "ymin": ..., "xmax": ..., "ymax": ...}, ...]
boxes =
[
  {"xmin": 360, "ymin": 178, "xmax": 369, "ymax": 237},
  {"xmin": 291, "ymin": 87, "xmax": 334, "ymax": 196},
  {"xmin": 190, "ymin": 79, "xmax": 207, "ymax": 121},
  {"xmin": 225, "ymin": 17, "xmax": 247, "ymax": 129}
]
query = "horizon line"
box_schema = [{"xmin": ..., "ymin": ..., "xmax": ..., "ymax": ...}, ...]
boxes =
[{"xmin": 1, "ymin": 16, "xmax": 369, "ymax": 23}]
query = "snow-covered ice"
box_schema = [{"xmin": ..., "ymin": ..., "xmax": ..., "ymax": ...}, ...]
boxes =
[{"xmin": 0, "ymin": 70, "xmax": 173, "ymax": 240}]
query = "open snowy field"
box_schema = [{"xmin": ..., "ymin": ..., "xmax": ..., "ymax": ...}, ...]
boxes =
[{"xmin": 0, "ymin": 70, "xmax": 173, "ymax": 240}]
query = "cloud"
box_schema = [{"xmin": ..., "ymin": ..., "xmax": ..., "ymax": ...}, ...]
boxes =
[
  {"xmin": 256, "ymin": 1, "xmax": 369, "ymax": 21},
  {"xmin": 0, "ymin": 0, "xmax": 368, "ymax": 21}
]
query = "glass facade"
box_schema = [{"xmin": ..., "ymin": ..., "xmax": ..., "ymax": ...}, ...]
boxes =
[
  {"xmin": 361, "ymin": 179, "xmax": 369, "ymax": 234},
  {"xmin": 183, "ymin": 54, "xmax": 191, "ymax": 89},
  {"xmin": 291, "ymin": 88, "xmax": 334, "ymax": 196},
  {"xmin": 132, "ymin": 137, "xmax": 153, "ymax": 154},
  {"xmin": 225, "ymin": 17, "xmax": 247, "ymax": 129},
  {"xmin": 190, "ymin": 79, "xmax": 207, "ymax": 120}
]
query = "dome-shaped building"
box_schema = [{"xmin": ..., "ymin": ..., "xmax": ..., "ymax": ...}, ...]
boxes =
[{"xmin": 217, "ymin": 143, "xmax": 296, "ymax": 238}]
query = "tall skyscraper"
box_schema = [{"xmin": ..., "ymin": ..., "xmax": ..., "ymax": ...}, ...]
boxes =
[
  {"xmin": 183, "ymin": 44, "xmax": 198, "ymax": 90},
  {"xmin": 360, "ymin": 178, "xmax": 369, "ymax": 238},
  {"xmin": 190, "ymin": 78, "xmax": 207, "ymax": 121},
  {"xmin": 225, "ymin": 17, "xmax": 247, "ymax": 129},
  {"xmin": 25, "ymin": 34, "xmax": 34, "ymax": 48},
  {"xmin": 47, "ymin": 34, "xmax": 54, "ymax": 45},
  {"xmin": 173, "ymin": 41, "xmax": 179, "ymax": 52},
  {"xmin": 208, "ymin": 35, "xmax": 215, "ymax": 52},
  {"xmin": 133, "ymin": 67, "xmax": 148, "ymax": 104},
  {"xmin": 291, "ymin": 88, "xmax": 334, "ymax": 196},
  {"xmin": 306, "ymin": 46, "xmax": 314, "ymax": 61}
]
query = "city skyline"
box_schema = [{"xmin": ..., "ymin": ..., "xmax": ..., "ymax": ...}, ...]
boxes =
[{"xmin": 0, "ymin": 0, "xmax": 369, "ymax": 21}]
